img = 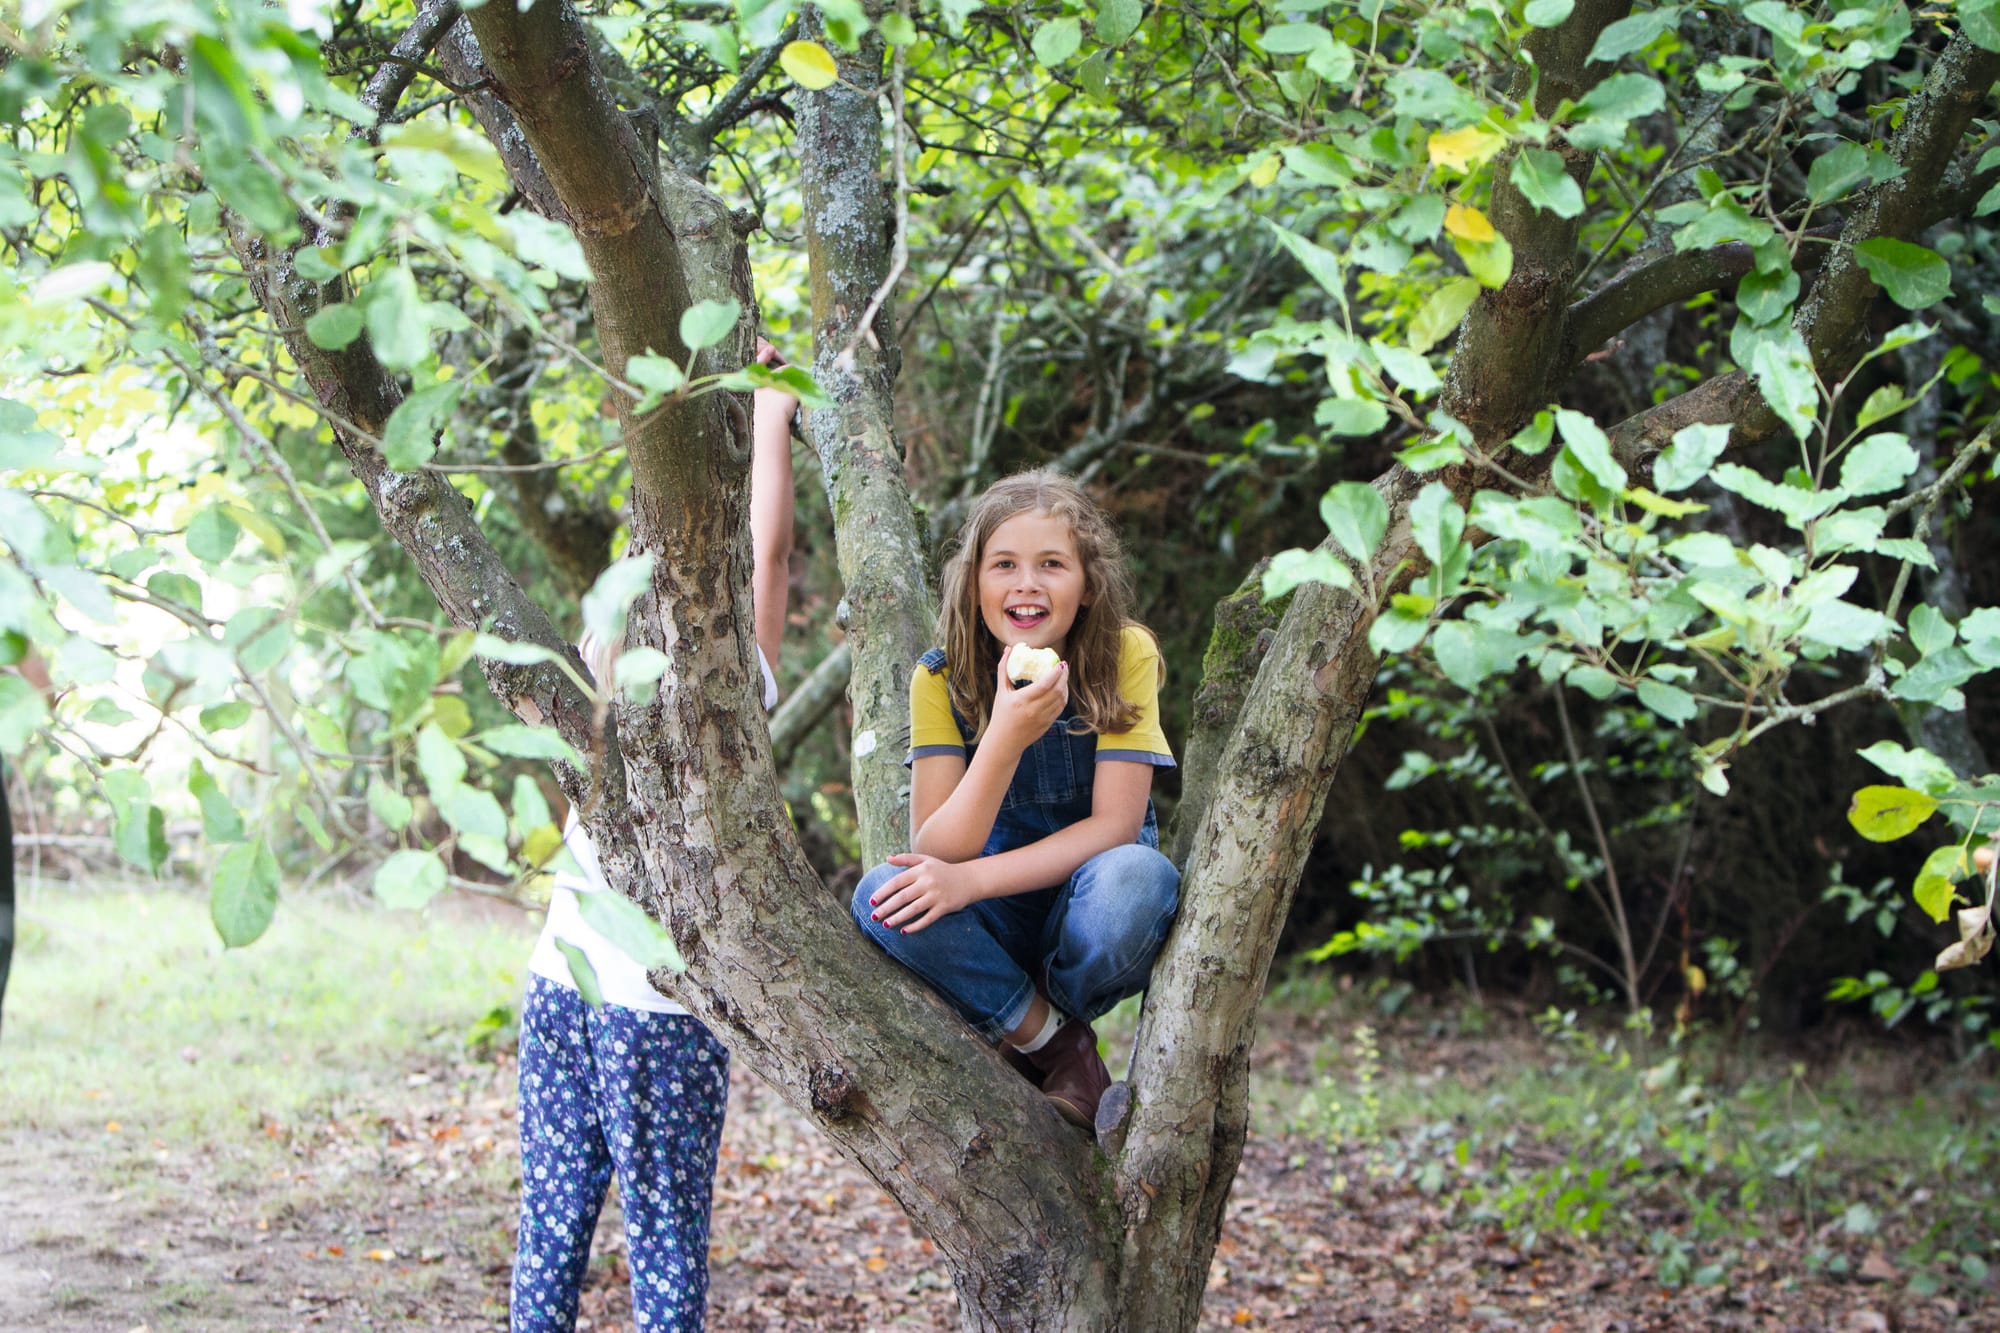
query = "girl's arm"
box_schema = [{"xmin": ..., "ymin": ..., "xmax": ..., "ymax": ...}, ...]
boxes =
[
  {"xmin": 909, "ymin": 652, "xmax": 1070, "ymax": 859},
  {"xmin": 750, "ymin": 339, "xmax": 797, "ymax": 676},
  {"xmin": 870, "ymin": 759, "xmax": 1156, "ymax": 933}
]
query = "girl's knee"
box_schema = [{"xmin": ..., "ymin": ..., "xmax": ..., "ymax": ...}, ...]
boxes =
[
  {"xmin": 850, "ymin": 864, "xmax": 899, "ymax": 930},
  {"xmin": 1081, "ymin": 844, "xmax": 1180, "ymax": 915}
]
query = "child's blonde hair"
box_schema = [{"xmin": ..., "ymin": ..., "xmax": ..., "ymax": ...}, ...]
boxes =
[{"xmin": 938, "ymin": 468, "xmax": 1142, "ymax": 739}]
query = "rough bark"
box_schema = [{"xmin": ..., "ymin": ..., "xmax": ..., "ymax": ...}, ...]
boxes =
[
  {"xmin": 795, "ymin": 10, "xmax": 935, "ymax": 867},
  {"xmin": 1162, "ymin": 562, "xmax": 1277, "ymax": 868},
  {"xmin": 1441, "ymin": 0, "xmax": 1633, "ymax": 445}
]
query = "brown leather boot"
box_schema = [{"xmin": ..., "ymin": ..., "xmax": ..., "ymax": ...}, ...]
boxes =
[
  {"xmin": 1025, "ymin": 1019, "xmax": 1110, "ymax": 1129},
  {"xmin": 1000, "ymin": 1044, "xmax": 1046, "ymax": 1088}
]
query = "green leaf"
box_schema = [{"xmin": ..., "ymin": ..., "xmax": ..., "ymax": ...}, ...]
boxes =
[
  {"xmin": 1838, "ymin": 432, "xmax": 1917, "ymax": 498},
  {"xmin": 478, "ymin": 723, "xmax": 586, "ymax": 768},
  {"xmin": 1566, "ymin": 664, "xmax": 1619, "ymax": 699},
  {"xmin": 1032, "ymin": 15, "xmax": 1083, "ymax": 64},
  {"xmin": 779, "ymin": 39, "xmax": 839, "ymax": 89},
  {"xmin": 1095, "ymin": 0, "xmax": 1143, "ymax": 45},
  {"xmin": 225, "ymin": 607, "xmax": 292, "ymax": 675},
  {"xmin": 1964, "ymin": 0, "xmax": 2000, "ymax": 51},
  {"xmin": 1846, "ymin": 785, "xmax": 1939, "ymax": 842},
  {"xmin": 613, "ymin": 647, "xmax": 671, "ymax": 704},
  {"xmin": 364, "ymin": 265, "xmax": 432, "ymax": 371},
  {"xmin": 1555, "ymin": 409, "xmax": 1626, "ymax": 492},
  {"xmin": 213, "ymin": 840, "xmax": 280, "ymax": 947},
  {"xmin": 0, "ymin": 675, "xmax": 49, "ymax": 755},
  {"xmin": 1736, "ymin": 266, "xmax": 1799, "ymax": 326},
  {"xmin": 185, "ymin": 505, "xmax": 239, "ymax": 564},
  {"xmin": 1587, "ymin": 8, "xmax": 1678, "ymax": 62},
  {"xmin": 304, "ymin": 303, "xmax": 363, "ymax": 351},
  {"xmin": 1914, "ymin": 845, "xmax": 1971, "ymax": 923},
  {"xmin": 116, "ymin": 801, "xmax": 169, "ymax": 876},
  {"xmin": 374, "ymin": 849, "xmax": 448, "ymax": 910},
  {"xmin": 581, "ymin": 553, "xmax": 658, "ymax": 645},
  {"xmin": 189, "ymin": 760, "xmax": 245, "ymax": 844},
  {"xmin": 1265, "ymin": 220, "xmax": 1346, "ymax": 308},
  {"xmin": 1854, "ymin": 238, "xmax": 1952, "ymax": 311},
  {"xmin": 368, "ymin": 775, "xmax": 415, "ymax": 833},
  {"xmin": 1262, "ymin": 547, "xmax": 1353, "ymax": 599},
  {"xmin": 1509, "ymin": 148, "xmax": 1583, "ymax": 219},
  {"xmin": 1261, "ymin": 21, "xmax": 1331, "ymax": 53},
  {"xmin": 147, "ymin": 571, "xmax": 204, "ymax": 616},
  {"xmin": 438, "ymin": 787, "xmax": 508, "ymax": 842},
  {"xmin": 1408, "ymin": 277, "xmax": 1478, "ymax": 354},
  {"xmin": 1523, "ymin": 0, "xmax": 1574, "ymax": 26},
  {"xmin": 1855, "ymin": 384, "xmax": 1915, "ymax": 430},
  {"xmin": 472, "ymin": 634, "xmax": 563, "ymax": 667},
  {"xmin": 575, "ymin": 889, "xmax": 687, "ymax": 972},
  {"xmin": 1635, "ymin": 679, "xmax": 1698, "ymax": 723},
  {"xmin": 1856, "ymin": 740, "xmax": 1959, "ymax": 797},
  {"xmin": 1319, "ymin": 481, "xmax": 1389, "ymax": 565},
  {"xmin": 199, "ymin": 700, "xmax": 252, "ymax": 732},
  {"xmin": 555, "ymin": 939, "xmax": 606, "ymax": 1009},
  {"xmin": 1409, "ymin": 482, "xmax": 1464, "ymax": 570},
  {"xmin": 678, "ymin": 298, "xmax": 742, "ymax": 353},
  {"xmin": 1806, "ymin": 142, "xmax": 1870, "ymax": 204},
  {"xmin": 381, "ymin": 380, "xmax": 460, "ymax": 472},
  {"xmin": 415, "ymin": 721, "xmax": 467, "ymax": 795},
  {"xmin": 1654, "ymin": 422, "xmax": 1729, "ymax": 493},
  {"xmin": 1316, "ymin": 396, "xmax": 1388, "ymax": 437},
  {"xmin": 1368, "ymin": 594, "xmax": 1434, "ymax": 655},
  {"xmin": 1747, "ymin": 328, "xmax": 1818, "ymax": 443}
]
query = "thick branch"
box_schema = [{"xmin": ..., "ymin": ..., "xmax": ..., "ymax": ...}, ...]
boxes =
[
  {"xmin": 1441, "ymin": 0, "xmax": 1634, "ymax": 445},
  {"xmin": 796, "ymin": 10, "xmax": 935, "ymax": 870},
  {"xmin": 458, "ymin": 0, "xmax": 729, "ymax": 499}
]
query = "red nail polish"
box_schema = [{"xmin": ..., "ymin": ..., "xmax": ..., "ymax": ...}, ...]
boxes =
[{"xmin": 871, "ymin": 914, "xmax": 880, "ymax": 922}]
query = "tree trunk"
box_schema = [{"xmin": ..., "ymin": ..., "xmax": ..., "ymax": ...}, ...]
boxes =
[{"xmin": 794, "ymin": 10, "xmax": 935, "ymax": 866}]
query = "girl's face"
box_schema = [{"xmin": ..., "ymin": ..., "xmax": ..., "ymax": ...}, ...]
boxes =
[{"xmin": 977, "ymin": 509, "xmax": 1090, "ymax": 658}]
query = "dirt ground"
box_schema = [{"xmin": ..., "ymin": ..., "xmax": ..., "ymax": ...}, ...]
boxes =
[{"xmin": 3, "ymin": 1008, "xmax": 1993, "ymax": 1333}]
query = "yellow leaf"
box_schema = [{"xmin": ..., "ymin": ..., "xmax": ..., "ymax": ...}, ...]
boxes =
[
  {"xmin": 522, "ymin": 822, "xmax": 565, "ymax": 869},
  {"xmin": 780, "ymin": 40, "xmax": 839, "ymax": 90},
  {"xmin": 1428, "ymin": 126, "xmax": 1502, "ymax": 171},
  {"xmin": 226, "ymin": 504, "xmax": 287, "ymax": 556},
  {"xmin": 1443, "ymin": 203, "xmax": 1496, "ymax": 242},
  {"xmin": 1248, "ymin": 153, "xmax": 1281, "ymax": 189},
  {"xmin": 366, "ymin": 1248, "xmax": 397, "ymax": 1262},
  {"xmin": 1622, "ymin": 487, "xmax": 1708, "ymax": 518}
]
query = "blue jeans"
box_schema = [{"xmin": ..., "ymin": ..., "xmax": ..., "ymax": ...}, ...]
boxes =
[{"xmin": 850, "ymin": 843, "xmax": 1180, "ymax": 1042}]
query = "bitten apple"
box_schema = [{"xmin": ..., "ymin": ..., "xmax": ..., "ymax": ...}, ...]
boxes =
[{"xmin": 1006, "ymin": 643, "xmax": 1061, "ymax": 687}]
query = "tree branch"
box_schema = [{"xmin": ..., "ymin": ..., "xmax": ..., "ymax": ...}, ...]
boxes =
[
  {"xmin": 458, "ymin": 0, "xmax": 729, "ymax": 500},
  {"xmin": 1611, "ymin": 32, "xmax": 2000, "ymax": 461}
]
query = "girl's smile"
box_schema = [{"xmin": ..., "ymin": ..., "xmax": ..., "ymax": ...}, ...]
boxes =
[{"xmin": 978, "ymin": 509, "xmax": 1089, "ymax": 658}]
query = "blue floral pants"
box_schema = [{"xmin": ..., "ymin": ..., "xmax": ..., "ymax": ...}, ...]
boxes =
[{"xmin": 512, "ymin": 974, "xmax": 730, "ymax": 1332}]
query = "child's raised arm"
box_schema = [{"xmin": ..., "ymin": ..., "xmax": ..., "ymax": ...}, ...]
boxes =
[
  {"xmin": 910, "ymin": 651, "xmax": 1068, "ymax": 860},
  {"xmin": 749, "ymin": 339, "xmax": 796, "ymax": 676}
]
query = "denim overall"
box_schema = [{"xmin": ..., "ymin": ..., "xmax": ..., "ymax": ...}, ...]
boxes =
[{"xmin": 851, "ymin": 649, "xmax": 1181, "ymax": 1042}]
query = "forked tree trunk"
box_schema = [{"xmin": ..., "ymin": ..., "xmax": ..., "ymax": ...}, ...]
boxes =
[{"xmin": 234, "ymin": 4, "xmax": 2000, "ymax": 1330}]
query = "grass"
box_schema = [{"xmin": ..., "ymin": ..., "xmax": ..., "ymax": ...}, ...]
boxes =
[
  {"xmin": 1263, "ymin": 968, "xmax": 2000, "ymax": 1296},
  {"xmin": 1, "ymin": 880, "xmax": 536, "ymax": 1144}
]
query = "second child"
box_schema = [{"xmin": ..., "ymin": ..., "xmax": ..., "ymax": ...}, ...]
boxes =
[{"xmin": 851, "ymin": 469, "xmax": 1180, "ymax": 1129}]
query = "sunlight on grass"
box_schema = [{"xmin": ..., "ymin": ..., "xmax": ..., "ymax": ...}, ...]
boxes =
[{"xmin": 1, "ymin": 883, "xmax": 537, "ymax": 1142}]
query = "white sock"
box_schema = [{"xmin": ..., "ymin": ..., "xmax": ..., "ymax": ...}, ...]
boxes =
[{"xmin": 1010, "ymin": 1007, "xmax": 1066, "ymax": 1054}]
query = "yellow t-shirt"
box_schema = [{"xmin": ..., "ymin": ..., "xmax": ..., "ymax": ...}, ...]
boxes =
[{"xmin": 908, "ymin": 624, "xmax": 1174, "ymax": 766}]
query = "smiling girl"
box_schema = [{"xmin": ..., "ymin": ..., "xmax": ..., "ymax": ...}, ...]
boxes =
[{"xmin": 849, "ymin": 469, "xmax": 1180, "ymax": 1131}]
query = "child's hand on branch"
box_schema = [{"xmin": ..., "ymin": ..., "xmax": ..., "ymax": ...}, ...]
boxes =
[
  {"xmin": 868, "ymin": 853, "xmax": 981, "ymax": 932},
  {"xmin": 985, "ymin": 648, "xmax": 1066, "ymax": 755}
]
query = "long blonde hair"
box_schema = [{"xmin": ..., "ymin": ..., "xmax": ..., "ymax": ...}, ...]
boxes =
[{"xmin": 938, "ymin": 469, "xmax": 1142, "ymax": 739}]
